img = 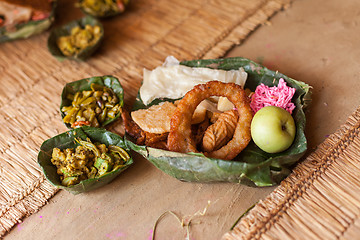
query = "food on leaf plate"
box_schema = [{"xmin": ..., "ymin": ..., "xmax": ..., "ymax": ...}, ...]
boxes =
[
  {"xmin": 77, "ymin": 0, "xmax": 129, "ymax": 18},
  {"xmin": 38, "ymin": 126, "xmax": 133, "ymax": 194},
  {"xmin": 124, "ymin": 56, "xmax": 312, "ymax": 186},
  {"xmin": 60, "ymin": 75, "xmax": 124, "ymax": 129},
  {"xmin": 48, "ymin": 16, "xmax": 104, "ymax": 61},
  {"xmin": 56, "ymin": 24, "xmax": 102, "ymax": 57},
  {"xmin": 51, "ymin": 137, "xmax": 130, "ymax": 186},
  {"xmin": 0, "ymin": 0, "xmax": 56, "ymax": 42}
]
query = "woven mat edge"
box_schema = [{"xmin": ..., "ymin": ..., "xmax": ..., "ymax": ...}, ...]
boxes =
[
  {"xmin": 204, "ymin": 0, "xmax": 292, "ymax": 59},
  {"xmin": 0, "ymin": 179, "xmax": 58, "ymax": 237},
  {"xmin": 222, "ymin": 105, "xmax": 360, "ymax": 240}
]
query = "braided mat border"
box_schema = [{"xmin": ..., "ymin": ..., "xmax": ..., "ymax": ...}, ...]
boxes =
[{"xmin": 223, "ymin": 105, "xmax": 360, "ymax": 239}]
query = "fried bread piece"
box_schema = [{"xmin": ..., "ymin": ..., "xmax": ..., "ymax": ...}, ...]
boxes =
[
  {"xmin": 131, "ymin": 102, "xmax": 177, "ymax": 134},
  {"xmin": 122, "ymin": 109, "xmax": 168, "ymax": 150}
]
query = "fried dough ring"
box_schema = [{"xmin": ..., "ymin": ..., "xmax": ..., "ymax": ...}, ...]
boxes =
[{"xmin": 167, "ymin": 81, "xmax": 252, "ymax": 160}]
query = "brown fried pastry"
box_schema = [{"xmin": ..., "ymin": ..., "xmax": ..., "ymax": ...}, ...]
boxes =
[
  {"xmin": 202, "ymin": 110, "xmax": 238, "ymax": 152},
  {"xmin": 122, "ymin": 109, "xmax": 168, "ymax": 150}
]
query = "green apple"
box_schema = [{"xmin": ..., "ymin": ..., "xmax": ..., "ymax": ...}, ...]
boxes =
[{"xmin": 251, "ymin": 106, "xmax": 296, "ymax": 153}]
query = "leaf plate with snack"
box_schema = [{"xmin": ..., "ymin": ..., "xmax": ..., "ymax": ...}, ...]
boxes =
[{"xmin": 124, "ymin": 56, "xmax": 312, "ymax": 186}]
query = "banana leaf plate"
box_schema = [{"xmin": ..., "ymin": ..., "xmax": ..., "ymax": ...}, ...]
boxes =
[
  {"xmin": 60, "ymin": 75, "xmax": 124, "ymax": 129},
  {"xmin": 38, "ymin": 126, "xmax": 133, "ymax": 194},
  {"xmin": 47, "ymin": 15, "xmax": 104, "ymax": 61},
  {"xmin": 0, "ymin": 1, "xmax": 56, "ymax": 43},
  {"xmin": 128, "ymin": 57, "xmax": 312, "ymax": 187}
]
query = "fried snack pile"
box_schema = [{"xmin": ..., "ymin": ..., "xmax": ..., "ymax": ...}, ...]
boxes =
[
  {"xmin": 57, "ymin": 24, "xmax": 101, "ymax": 57},
  {"xmin": 61, "ymin": 83, "xmax": 121, "ymax": 128},
  {"xmin": 124, "ymin": 81, "xmax": 253, "ymax": 160},
  {"xmin": 51, "ymin": 138, "xmax": 130, "ymax": 186}
]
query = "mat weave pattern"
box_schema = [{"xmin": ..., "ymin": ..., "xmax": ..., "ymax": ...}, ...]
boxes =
[
  {"xmin": 223, "ymin": 105, "xmax": 360, "ymax": 240},
  {"xmin": 0, "ymin": 0, "xmax": 292, "ymax": 236}
]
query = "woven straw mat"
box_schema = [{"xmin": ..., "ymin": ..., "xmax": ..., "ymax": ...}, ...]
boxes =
[
  {"xmin": 0, "ymin": 0, "xmax": 293, "ymax": 237},
  {"xmin": 223, "ymin": 106, "xmax": 360, "ymax": 239}
]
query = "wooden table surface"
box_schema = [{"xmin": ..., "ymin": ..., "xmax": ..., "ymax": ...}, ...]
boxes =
[{"xmin": 5, "ymin": 0, "xmax": 360, "ymax": 239}]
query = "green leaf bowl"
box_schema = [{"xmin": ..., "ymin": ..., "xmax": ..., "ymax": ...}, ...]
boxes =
[
  {"xmin": 38, "ymin": 126, "xmax": 133, "ymax": 194},
  {"xmin": 60, "ymin": 75, "xmax": 124, "ymax": 129},
  {"xmin": 47, "ymin": 15, "xmax": 104, "ymax": 61},
  {"xmin": 77, "ymin": 0, "xmax": 130, "ymax": 18},
  {"xmin": 0, "ymin": 1, "xmax": 56, "ymax": 43},
  {"xmin": 129, "ymin": 57, "xmax": 312, "ymax": 187}
]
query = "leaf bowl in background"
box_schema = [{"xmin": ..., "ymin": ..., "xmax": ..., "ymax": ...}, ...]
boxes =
[
  {"xmin": 47, "ymin": 15, "xmax": 104, "ymax": 61},
  {"xmin": 77, "ymin": 0, "xmax": 130, "ymax": 18},
  {"xmin": 0, "ymin": 1, "xmax": 56, "ymax": 43}
]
